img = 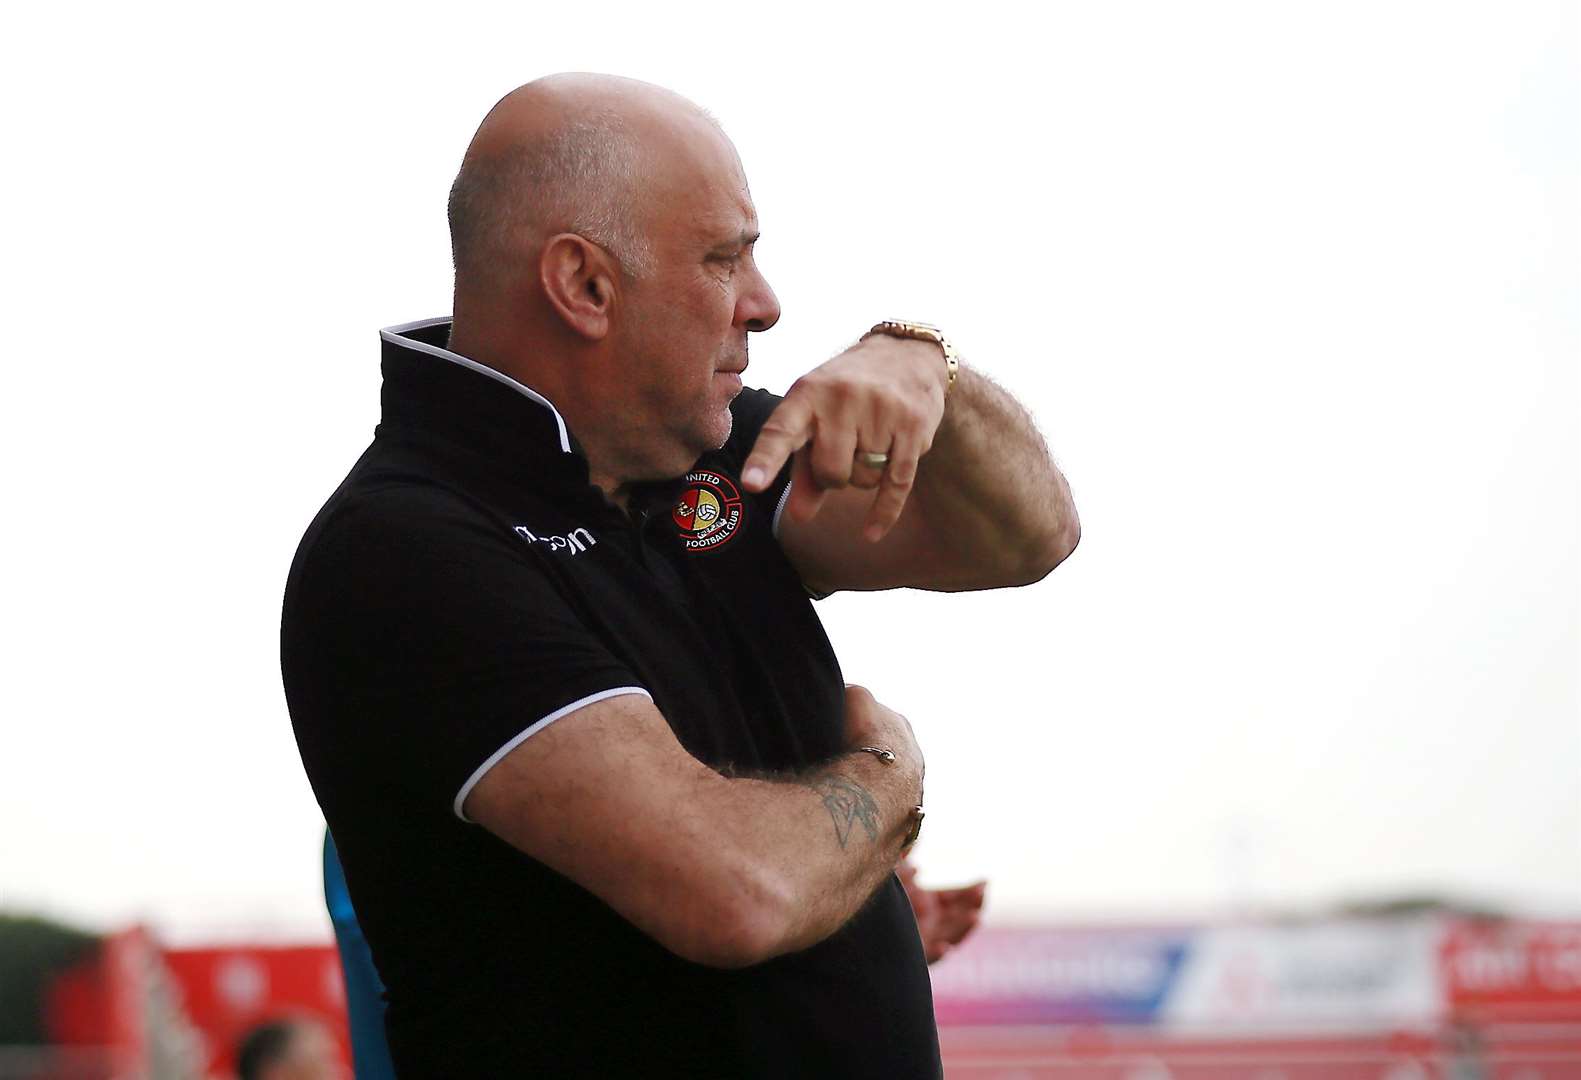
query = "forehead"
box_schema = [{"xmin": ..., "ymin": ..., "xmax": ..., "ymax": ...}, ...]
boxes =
[
  {"xmin": 689, "ymin": 179, "xmax": 757, "ymax": 247},
  {"xmin": 288, "ymin": 1023, "xmax": 338, "ymax": 1063},
  {"xmin": 650, "ymin": 117, "xmax": 758, "ymax": 245}
]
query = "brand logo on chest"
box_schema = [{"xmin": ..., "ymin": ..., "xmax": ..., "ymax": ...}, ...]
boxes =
[
  {"xmin": 671, "ymin": 470, "xmax": 744, "ymax": 553},
  {"xmin": 514, "ymin": 524, "xmax": 597, "ymax": 555}
]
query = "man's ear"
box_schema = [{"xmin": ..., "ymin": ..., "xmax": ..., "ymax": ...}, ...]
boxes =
[{"xmin": 539, "ymin": 233, "xmax": 618, "ymax": 340}]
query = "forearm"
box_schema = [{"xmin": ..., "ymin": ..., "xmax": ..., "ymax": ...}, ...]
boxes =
[
  {"xmin": 913, "ymin": 365, "xmax": 1079, "ymax": 588},
  {"xmin": 747, "ymin": 332, "xmax": 1079, "ymax": 594},
  {"xmin": 468, "ymin": 688, "xmax": 922, "ymax": 969},
  {"xmin": 717, "ymin": 751, "xmax": 920, "ymax": 960}
]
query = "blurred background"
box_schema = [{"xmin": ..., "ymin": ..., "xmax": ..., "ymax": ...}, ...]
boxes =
[{"xmin": 2, "ymin": 0, "xmax": 1575, "ymax": 1076}]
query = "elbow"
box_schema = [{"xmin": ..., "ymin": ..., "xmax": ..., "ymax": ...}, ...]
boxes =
[
  {"xmin": 1050, "ymin": 512, "xmax": 1082, "ymax": 571},
  {"xmin": 1015, "ymin": 511, "xmax": 1080, "ymax": 586},
  {"xmin": 654, "ymin": 863, "xmax": 796, "ymax": 970}
]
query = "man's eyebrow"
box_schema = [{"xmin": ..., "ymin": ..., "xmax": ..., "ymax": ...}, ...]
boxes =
[{"xmin": 710, "ymin": 230, "xmax": 761, "ymax": 253}]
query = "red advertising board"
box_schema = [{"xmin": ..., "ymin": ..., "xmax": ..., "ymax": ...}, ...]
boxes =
[{"xmin": 1444, "ymin": 921, "xmax": 1581, "ymax": 1022}]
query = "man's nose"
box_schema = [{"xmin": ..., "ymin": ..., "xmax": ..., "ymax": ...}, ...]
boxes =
[{"xmin": 738, "ymin": 266, "xmax": 781, "ymax": 333}]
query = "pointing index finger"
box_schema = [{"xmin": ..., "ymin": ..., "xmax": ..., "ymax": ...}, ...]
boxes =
[{"xmin": 741, "ymin": 394, "xmax": 815, "ymax": 492}]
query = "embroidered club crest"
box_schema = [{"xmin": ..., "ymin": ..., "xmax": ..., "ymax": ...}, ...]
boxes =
[{"xmin": 672, "ymin": 470, "xmax": 744, "ymax": 552}]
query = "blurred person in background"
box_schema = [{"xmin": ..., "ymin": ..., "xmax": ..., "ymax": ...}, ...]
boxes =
[
  {"xmin": 283, "ymin": 72, "xmax": 1075, "ymax": 1078},
  {"xmin": 1446, "ymin": 1020, "xmax": 1490, "ymax": 1080},
  {"xmin": 235, "ymin": 1017, "xmax": 345, "ymax": 1080}
]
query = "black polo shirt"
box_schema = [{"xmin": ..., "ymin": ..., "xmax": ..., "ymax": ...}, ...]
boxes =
[{"xmin": 281, "ymin": 318, "xmax": 940, "ymax": 1078}]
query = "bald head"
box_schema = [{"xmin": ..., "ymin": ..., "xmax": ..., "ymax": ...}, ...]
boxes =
[{"xmin": 448, "ymin": 74, "xmax": 727, "ymax": 293}]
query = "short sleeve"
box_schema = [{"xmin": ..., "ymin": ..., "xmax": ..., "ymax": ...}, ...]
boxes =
[{"xmin": 282, "ymin": 485, "xmax": 648, "ymax": 821}]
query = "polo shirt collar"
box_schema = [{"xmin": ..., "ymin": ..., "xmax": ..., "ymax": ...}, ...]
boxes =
[{"xmin": 378, "ymin": 316, "xmax": 592, "ymax": 491}]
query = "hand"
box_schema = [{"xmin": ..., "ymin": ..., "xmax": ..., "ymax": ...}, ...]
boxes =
[
  {"xmin": 841, "ymin": 684, "xmax": 924, "ymax": 795},
  {"xmin": 897, "ymin": 859, "xmax": 987, "ymax": 964},
  {"xmin": 741, "ymin": 335, "xmax": 948, "ymax": 542}
]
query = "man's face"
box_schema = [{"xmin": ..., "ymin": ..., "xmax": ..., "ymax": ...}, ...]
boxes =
[
  {"xmin": 610, "ymin": 128, "xmax": 780, "ymax": 478},
  {"xmin": 265, "ymin": 1021, "xmax": 346, "ymax": 1080}
]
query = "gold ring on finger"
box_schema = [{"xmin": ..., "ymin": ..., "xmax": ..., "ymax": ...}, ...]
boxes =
[{"xmin": 856, "ymin": 450, "xmax": 890, "ymax": 470}]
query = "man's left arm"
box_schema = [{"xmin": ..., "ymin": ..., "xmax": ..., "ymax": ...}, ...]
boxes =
[{"xmin": 742, "ymin": 333, "xmax": 1079, "ymax": 594}]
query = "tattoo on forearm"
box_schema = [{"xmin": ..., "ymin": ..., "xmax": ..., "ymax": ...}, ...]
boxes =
[{"xmin": 802, "ymin": 775, "xmax": 881, "ymax": 849}]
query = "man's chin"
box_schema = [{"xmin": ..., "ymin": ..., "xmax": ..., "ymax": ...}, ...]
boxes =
[
  {"xmin": 655, "ymin": 412, "xmax": 733, "ymax": 478},
  {"xmin": 707, "ymin": 408, "xmax": 734, "ymax": 452}
]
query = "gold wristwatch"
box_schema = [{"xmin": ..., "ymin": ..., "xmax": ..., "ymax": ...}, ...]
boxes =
[{"xmin": 861, "ymin": 320, "xmax": 960, "ymax": 396}]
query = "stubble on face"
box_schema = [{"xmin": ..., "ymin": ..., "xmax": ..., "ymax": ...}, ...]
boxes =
[
  {"xmin": 615, "ymin": 278, "xmax": 744, "ymax": 469},
  {"xmin": 615, "ymin": 140, "xmax": 759, "ymax": 473}
]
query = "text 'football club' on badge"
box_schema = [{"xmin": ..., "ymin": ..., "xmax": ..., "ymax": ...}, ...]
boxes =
[{"xmin": 671, "ymin": 470, "xmax": 745, "ymax": 553}]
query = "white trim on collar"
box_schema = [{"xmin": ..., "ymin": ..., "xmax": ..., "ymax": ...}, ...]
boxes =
[{"xmin": 379, "ymin": 316, "xmax": 572, "ymax": 454}]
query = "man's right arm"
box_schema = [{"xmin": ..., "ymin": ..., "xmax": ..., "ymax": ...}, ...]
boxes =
[{"xmin": 464, "ymin": 684, "xmax": 923, "ymax": 969}]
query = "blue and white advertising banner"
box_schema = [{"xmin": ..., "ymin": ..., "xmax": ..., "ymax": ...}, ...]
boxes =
[
  {"xmin": 1158, "ymin": 917, "xmax": 1443, "ymax": 1033},
  {"xmin": 932, "ymin": 918, "xmax": 1446, "ymax": 1031},
  {"xmin": 930, "ymin": 927, "xmax": 1191, "ymax": 1025}
]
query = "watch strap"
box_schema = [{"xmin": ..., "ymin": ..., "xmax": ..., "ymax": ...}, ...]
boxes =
[{"xmin": 862, "ymin": 320, "xmax": 959, "ymax": 396}]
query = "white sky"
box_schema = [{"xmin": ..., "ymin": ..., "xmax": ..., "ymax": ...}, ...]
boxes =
[{"xmin": 3, "ymin": 1, "xmax": 1576, "ymax": 942}]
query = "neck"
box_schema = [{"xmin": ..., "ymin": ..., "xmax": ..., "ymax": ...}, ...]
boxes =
[
  {"xmin": 593, "ymin": 474, "xmax": 634, "ymax": 512},
  {"xmin": 447, "ymin": 320, "xmax": 635, "ymax": 509},
  {"xmin": 448, "ymin": 309, "xmax": 693, "ymax": 511}
]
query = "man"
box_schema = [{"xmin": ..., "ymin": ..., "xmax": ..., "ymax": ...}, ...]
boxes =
[
  {"xmin": 282, "ymin": 73, "xmax": 1076, "ymax": 1078},
  {"xmin": 235, "ymin": 1017, "xmax": 346, "ymax": 1080}
]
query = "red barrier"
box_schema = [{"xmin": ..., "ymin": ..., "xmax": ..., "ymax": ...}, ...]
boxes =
[{"xmin": 40, "ymin": 918, "xmax": 1581, "ymax": 1079}]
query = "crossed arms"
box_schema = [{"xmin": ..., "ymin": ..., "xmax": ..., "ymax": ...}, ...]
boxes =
[
  {"xmin": 472, "ymin": 339, "xmax": 1077, "ymax": 967},
  {"xmin": 467, "ymin": 685, "xmax": 923, "ymax": 968}
]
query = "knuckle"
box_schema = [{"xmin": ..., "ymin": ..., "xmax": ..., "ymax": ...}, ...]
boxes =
[
  {"xmin": 831, "ymin": 377, "xmax": 862, "ymax": 401},
  {"xmin": 810, "ymin": 461, "xmax": 848, "ymax": 488}
]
